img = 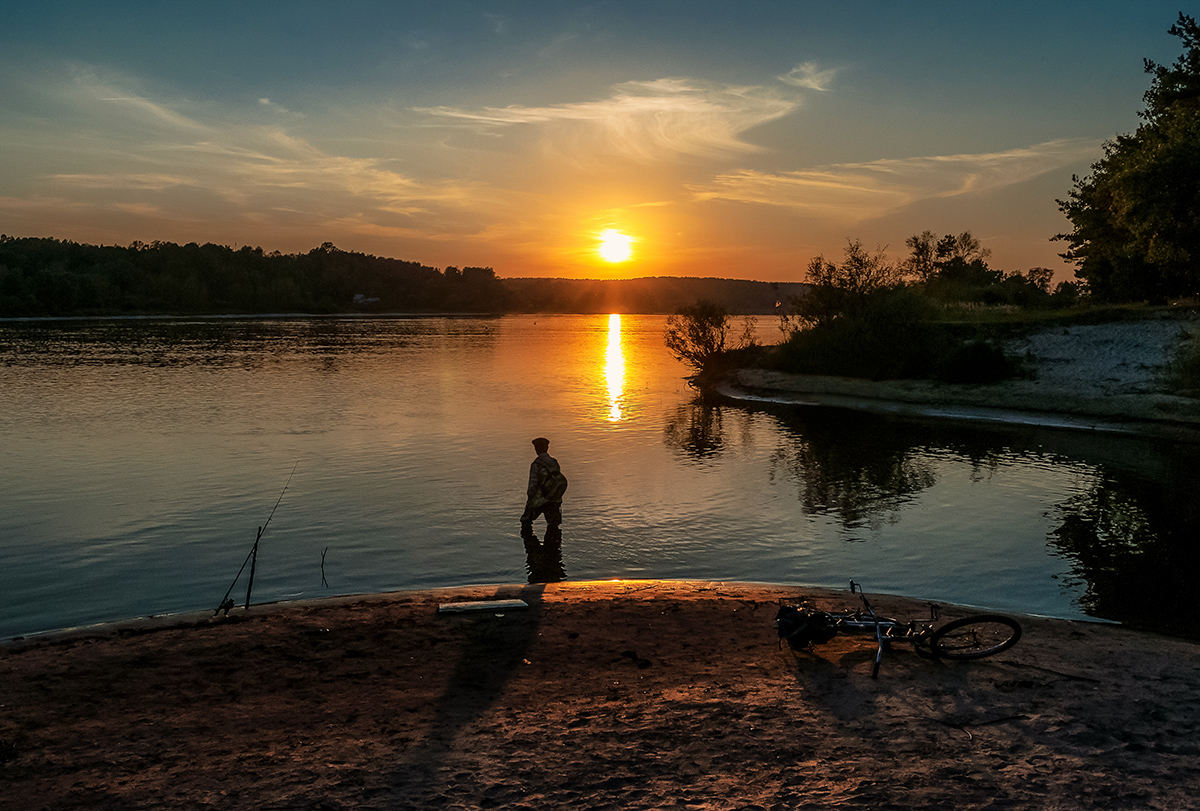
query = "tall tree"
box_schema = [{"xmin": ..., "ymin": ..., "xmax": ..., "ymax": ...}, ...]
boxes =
[
  {"xmin": 1056, "ymin": 14, "xmax": 1200, "ymax": 302},
  {"xmin": 901, "ymin": 230, "xmax": 992, "ymax": 282}
]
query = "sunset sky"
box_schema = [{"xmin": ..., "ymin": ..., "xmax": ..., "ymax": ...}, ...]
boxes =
[{"xmin": 0, "ymin": 2, "xmax": 1188, "ymax": 282}]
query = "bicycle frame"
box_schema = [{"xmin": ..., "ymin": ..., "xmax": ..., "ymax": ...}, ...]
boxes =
[
  {"xmin": 776, "ymin": 581, "xmax": 1022, "ymax": 677},
  {"xmin": 777, "ymin": 581, "xmax": 942, "ymax": 678},
  {"xmin": 833, "ymin": 581, "xmax": 941, "ymax": 676},
  {"xmin": 777, "ymin": 580, "xmax": 1022, "ymax": 676}
]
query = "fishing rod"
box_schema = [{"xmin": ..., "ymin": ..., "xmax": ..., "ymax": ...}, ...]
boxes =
[{"xmin": 214, "ymin": 461, "xmax": 299, "ymax": 616}]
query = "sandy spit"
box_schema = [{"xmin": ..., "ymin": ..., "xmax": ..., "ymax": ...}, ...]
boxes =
[
  {"xmin": 719, "ymin": 311, "xmax": 1200, "ymax": 435},
  {"xmin": 2, "ymin": 580, "xmax": 1198, "ymax": 810}
]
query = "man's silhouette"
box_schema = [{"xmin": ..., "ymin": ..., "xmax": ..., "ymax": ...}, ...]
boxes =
[{"xmin": 520, "ymin": 437, "xmax": 566, "ymax": 541}]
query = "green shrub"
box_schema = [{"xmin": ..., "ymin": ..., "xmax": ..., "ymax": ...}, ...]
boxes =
[
  {"xmin": 773, "ymin": 288, "xmax": 954, "ymax": 380},
  {"xmin": 933, "ymin": 340, "xmax": 1022, "ymax": 383},
  {"xmin": 664, "ymin": 300, "xmax": 731, "ymax": 373},
  {"xmin": 769, "ymin": 287, "xmax": 1026, "ymax": 383}
]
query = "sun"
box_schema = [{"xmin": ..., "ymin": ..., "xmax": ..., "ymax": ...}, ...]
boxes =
[{"xmin": 597, "ymin": 229, "xmax": 634, "ymax": 263}]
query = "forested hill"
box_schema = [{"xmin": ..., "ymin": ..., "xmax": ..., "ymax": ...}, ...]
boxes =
[
  {"xmin": 504, "ymin": 276, "xmax": 807, "ymax": 315},
  {"xmin": 0, "ymin": 236, "xmax": 804, "ymax": 317}
]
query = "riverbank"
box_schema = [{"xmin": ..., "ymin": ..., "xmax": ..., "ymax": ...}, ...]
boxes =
[
  {"xmin": 2, "ymin": 580, "xmax": 1198, "ymax": 809},
  {"xmin": 716, "ymin": 309, "xmax": 1200, "ymax": 436}
]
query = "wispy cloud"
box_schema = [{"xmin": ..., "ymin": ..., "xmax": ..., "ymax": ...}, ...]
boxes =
[
  {"xmin": 49, "ymin": 134, "xmax": 496, "ymax": 228},
  {"xmin": 778, "ymin": 62, "xmax": 836, "ymax": 91},
  {"xmin": 1, "ymin": 60, "xmax": 844, "ymax": 262},
  {"xmin": 89, "ymin": 85, "xmax": 214, "ymax": 135},
  {"xmin": 692, "ymin": 138, "xmax": 1100, "ymax": 220},
  {"xmin": 48, "ymin": 173, "xmax": 197, "ymax": 190},
  {"xmin": 538, "ymin": 32, "xmax": 580, "ymax": 59},
  {"xmin": 112, "ymin": 202, "xmax": 166, "ymax": 217},
  {"xmin": 483, "ymin": 12, "xmax": 508, "ymax": 35},
  {"xmin": 96, "ymin": 99, "xmax": 210, "ymax": 133},
  {"xmin": 417, "ymin": 77, "xmax": 805, "ymax": 162},
  {"xmin": 0, "ymin": 68, "xmax": 508, "ymax": 243},
  {"xmin": 257, "ymin": 97, "xmax": 292, "ymax": 114}
]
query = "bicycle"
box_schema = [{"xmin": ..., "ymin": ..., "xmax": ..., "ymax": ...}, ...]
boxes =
[{"xmin": 775, "ymin": 581, "xmax": 1022, "ymax": 678}]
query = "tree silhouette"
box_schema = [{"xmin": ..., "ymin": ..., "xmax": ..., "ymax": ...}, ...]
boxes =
[{"xmin": 1056, "ymin": 14, "xmax": 1200, "ymax": 302}]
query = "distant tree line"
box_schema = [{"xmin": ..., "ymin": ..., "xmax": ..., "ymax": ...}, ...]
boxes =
[
  {"xmin": 0, "ymin": 237, "xmax": 509, "ymax": 317},
  {"xmin": 505, "ymin": 276, "xmax": 806, "ymax": 315},
  {"xmin": 0, "ymin": 235, "xmax": 802, "ymax": 317}
]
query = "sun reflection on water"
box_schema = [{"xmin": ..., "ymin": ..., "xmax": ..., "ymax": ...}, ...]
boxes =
[{"xmin": 605, "ymin": 313, "xmax": 624, "ymax": 421}]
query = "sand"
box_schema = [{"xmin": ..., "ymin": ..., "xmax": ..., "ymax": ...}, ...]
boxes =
[{"xmin": 2, "ymin": 580, "xmax": 1199, "ymax": 810}]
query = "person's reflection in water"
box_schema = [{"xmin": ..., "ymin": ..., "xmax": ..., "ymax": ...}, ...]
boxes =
[{"xmin": 523, "ymin": 534, "xmax": 566, "ymax": 583}]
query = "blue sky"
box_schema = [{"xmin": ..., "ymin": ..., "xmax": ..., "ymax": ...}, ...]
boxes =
[{"xmin": 0, "ymin": 2, "xmax": 1189, "ymax": 281}]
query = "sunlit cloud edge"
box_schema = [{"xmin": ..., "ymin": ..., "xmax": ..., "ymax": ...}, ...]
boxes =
[{"xmin": 690, "ymin": 138, "xmax": 1102, "ymax": 220}]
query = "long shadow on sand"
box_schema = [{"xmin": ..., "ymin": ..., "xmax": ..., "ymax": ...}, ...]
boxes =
[{"xmin": 387, "ymin": 582, "xmax": 547, "ymax": 800}]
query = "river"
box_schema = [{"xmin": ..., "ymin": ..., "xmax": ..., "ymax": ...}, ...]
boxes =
[{"xmin": 2, "ymin": 314, "xmax": 1197, "ymax": 639}]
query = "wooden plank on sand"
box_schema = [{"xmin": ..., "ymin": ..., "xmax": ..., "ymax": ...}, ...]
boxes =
[{"xmin": 437, "ymin": 599, "xmax": 529, "ymax": 614}]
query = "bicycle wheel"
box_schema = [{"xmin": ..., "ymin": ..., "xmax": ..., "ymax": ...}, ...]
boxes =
[{"xmin": 929, "ymin": 615, "xmax": 1022, "ymax": 660}]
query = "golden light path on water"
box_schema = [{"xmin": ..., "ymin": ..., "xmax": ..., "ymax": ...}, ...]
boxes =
[{"xmin": 605, "ymin": 313, "xmax": 625, "ymax": 422}]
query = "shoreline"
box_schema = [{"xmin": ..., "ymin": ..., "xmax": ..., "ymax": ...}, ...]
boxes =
[
  {"xmin": 0, "ymin": 578, "xmax": 1106, "ymax": 648},
  {"xmin": 713, "ymin": 372, "xmax": 1200, "ymax": 442},
  {"xmin": 2, "ymin": 579, "xmax": 1197, "ymax": 809}
]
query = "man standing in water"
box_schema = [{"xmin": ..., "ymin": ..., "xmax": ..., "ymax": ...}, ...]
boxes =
[{"xmin": 521, "ymin": 437, "xmax": 567, "ymax": 541}]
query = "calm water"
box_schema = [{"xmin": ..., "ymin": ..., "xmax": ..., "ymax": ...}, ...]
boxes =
[{"xmin": 2, "ymin": 315, "xmax": 1198, "ymax": 639}]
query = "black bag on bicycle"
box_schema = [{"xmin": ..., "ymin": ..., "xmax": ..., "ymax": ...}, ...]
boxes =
[{"xmin": 775, "ymin": 605, "xmax": 837, "ymax": 650}]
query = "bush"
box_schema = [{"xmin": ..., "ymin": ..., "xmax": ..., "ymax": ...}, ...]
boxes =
[
  {"xmin": 770, "ymin": 287, "xmax": 1026, "ymax": 383},
  {"xmin": 782, "ymin": 240, "xmax": 901, "ymax": 333},
  {"xmin": 774, "ymin": 288, "xmax": 953, "ymax": 380},
  {"xmin": 934, "ymin": 340, "xmax": 1022, "ymax": 384},
  {"xmin": 664, "ymin": 300, "xmax": 732, "ymax": 373}
]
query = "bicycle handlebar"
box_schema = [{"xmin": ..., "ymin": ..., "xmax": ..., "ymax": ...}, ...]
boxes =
[{"xmin": 850, "ymin": 580, "xmax": 884, "ymax": 678}]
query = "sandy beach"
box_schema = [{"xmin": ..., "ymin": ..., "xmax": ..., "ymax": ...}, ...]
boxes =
[{"xmin": 2, "ymin": 580, "xmax": 1199, "ymax": 810}]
